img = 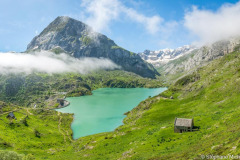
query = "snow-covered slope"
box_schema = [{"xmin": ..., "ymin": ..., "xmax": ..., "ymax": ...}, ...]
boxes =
[{"xmin": 139, "ymin": 45, "xmax": 196, "ymax": 66}]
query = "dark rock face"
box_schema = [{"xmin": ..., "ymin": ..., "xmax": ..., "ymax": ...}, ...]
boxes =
[{"xmin": 27, "ymin": 16, "xmax": 159, "ymax": 78}]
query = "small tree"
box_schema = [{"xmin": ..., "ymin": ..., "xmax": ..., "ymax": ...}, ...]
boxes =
[
  {"xmin": 22, "ymin": 116, "xmax": 28, "ymax": 126},
  {"xmin": 34, "ymin": 129, "xmax": 41, "ymax": 138}
]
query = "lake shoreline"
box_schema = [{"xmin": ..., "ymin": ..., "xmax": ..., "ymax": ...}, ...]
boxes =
[
  {"xmin": 56, "ymin": 87, "xmax": 167, "ymax": 139},
  {"xmin": 54, "ymin": 87, "xmax": 165, "ymax": 110}
]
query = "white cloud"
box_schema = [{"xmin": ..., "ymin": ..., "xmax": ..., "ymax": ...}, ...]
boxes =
[
  {"xmin": 184, "ymin": 2, "xmax": 240, "ymax": 46},
  {"xmin": 123, "ymin": 8, "xmax": 162, "ymax": 34},
  {"xmin": 0, "ymin": 51, "xmax": 119, "ymax": 74},
  {"xmin": 81, "ymin": 0, "xmax": 121, "ymax": 32},
  {"xmin": 80, "ymin": 0, "xmax": 162, "ymax": 34}
]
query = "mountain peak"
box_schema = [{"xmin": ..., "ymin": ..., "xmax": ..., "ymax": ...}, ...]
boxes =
[
  {"xmin": 54, "ymin": 16, "xmax": 84, "ymax": 25},
  {"xmin": 57, "ymin": 16, "xmax": 70, "ymax": 20},
  {"xmin": 53, "ymin": 16, "xmax": 71, "ymax": 24},
  {"xmin": 26, "ymin": 16, "xmax": 159, "ymax": 78},
  {"xmin": 38, "ymin": 16, "xmax": 90, "ymax": 36}
]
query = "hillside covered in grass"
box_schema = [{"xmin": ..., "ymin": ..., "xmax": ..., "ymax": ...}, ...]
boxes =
[
  {"xmin": 157, "ymin": 38, "xmax": 240, "ymax": 85},
  {"xmin": 1, "ymin": 45, "xmax": 240, "ymax": 159},
  {"xmin": 0, "ymin": 70, "xmax": 162, "ymax": 108}
]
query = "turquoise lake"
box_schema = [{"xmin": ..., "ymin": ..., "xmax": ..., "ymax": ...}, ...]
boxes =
[{"xmin": 56, "ymin": 88, "xmax": 167, "ymax": 139}]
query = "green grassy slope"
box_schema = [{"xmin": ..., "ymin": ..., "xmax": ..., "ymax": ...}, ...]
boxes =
[
  {"xmin": 0, "ymin": 70, "xmax": 162, "ymax": 108},
  {"xmin": 0, "ymin": 104, "xmax": 73, "ymax": 159},
  {"xmin": 1, "ymin": 50, "xmax": 240, "ymax": 159},
  {"xmin": 157, "ymin": 51, "xmax": 196, "ymax": 84},
  {"xmin": 66, "ymin": 50, "xmax": 240, "ymax": 159}
]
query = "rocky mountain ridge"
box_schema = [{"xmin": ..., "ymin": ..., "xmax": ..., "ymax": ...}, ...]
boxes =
[
  {"xmin": 27, "ymin": 16, "xmax": 159, "ymax": 78},
  {"xmin": 157, "ymin": 37, "xmax": 240, "ymax": 82},
  {"xmin": 139, "ymin": 45, "xmax": 196, "ymax": 66}
]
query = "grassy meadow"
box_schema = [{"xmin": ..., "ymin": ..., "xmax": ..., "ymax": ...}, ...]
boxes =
[{"xmin": 1, "ymin": 51, "xmax": 240, "ymax": 159}]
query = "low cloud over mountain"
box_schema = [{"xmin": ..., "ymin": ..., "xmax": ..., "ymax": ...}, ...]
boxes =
[{"xmin": 0, "ymin": 51, "xmax": 119, "ymax": 74}]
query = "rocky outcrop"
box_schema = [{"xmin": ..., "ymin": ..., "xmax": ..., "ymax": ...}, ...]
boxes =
[
  {"xmin": 27, "ymin": 16, "xmax": 159, "ymax": 78},
  {"xmin": 158, "ymin": 38, "xmax": 240, "ymax": 76}
]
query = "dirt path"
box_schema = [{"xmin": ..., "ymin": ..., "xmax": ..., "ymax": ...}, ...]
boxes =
[
  {"xmin": 58, "ymin": 112, "xmax": 66, "ymax": 142},
  {"xmin": 26, "ymin": 108, "xmax": 33, "ymax": 115},
  {"xmin": 66, "ymin": 130, "xmax": 74, "ymax": 142},
  {"xmin": 0, "ymin": 109, "xmax": 19, "ymax": 116}
]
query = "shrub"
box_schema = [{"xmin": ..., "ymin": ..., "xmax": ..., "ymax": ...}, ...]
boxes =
[
  {"xmin": 0, "ymin": 151, "xmax": 24, "ymax": 160},
  {"xmin": 34, "ymin": 129, "xmax": 41, "ymax": 138}
]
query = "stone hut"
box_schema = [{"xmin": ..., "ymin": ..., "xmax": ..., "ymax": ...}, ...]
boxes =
[
  {"xmin": 6, "ymin": 112, "xmax": 17, "ymax": 120},
  {"xmin": 174, "ymin": 118, "xmax": 194, "ymax": 133}
]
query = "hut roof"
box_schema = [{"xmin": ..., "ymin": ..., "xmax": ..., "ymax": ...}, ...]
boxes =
[
  {"xmin": 175, "ymin": 118, "xmax": 193, "ymax": 127},
  {"xmin": 7, "ymin": 112, "xmax": 16, "ymax": 119}
]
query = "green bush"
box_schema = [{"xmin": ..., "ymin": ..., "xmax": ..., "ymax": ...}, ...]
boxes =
[
  {"xmin": 0, "ymin": 151, "xmax": 24, "ymax": 160},
  {"xmin": 34, "ymin": 129, "xmax": 41, "ymax": 138}
]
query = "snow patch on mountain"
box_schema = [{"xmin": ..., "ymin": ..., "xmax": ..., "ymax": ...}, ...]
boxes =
[{"xmin": 139, "ymin": 45, "xmax": 196, "ymax": 66}]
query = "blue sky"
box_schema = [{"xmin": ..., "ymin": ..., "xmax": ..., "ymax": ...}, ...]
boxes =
[{"xmin": 0, "ymin": 0, "xmax": 239, "ymax": 53}]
